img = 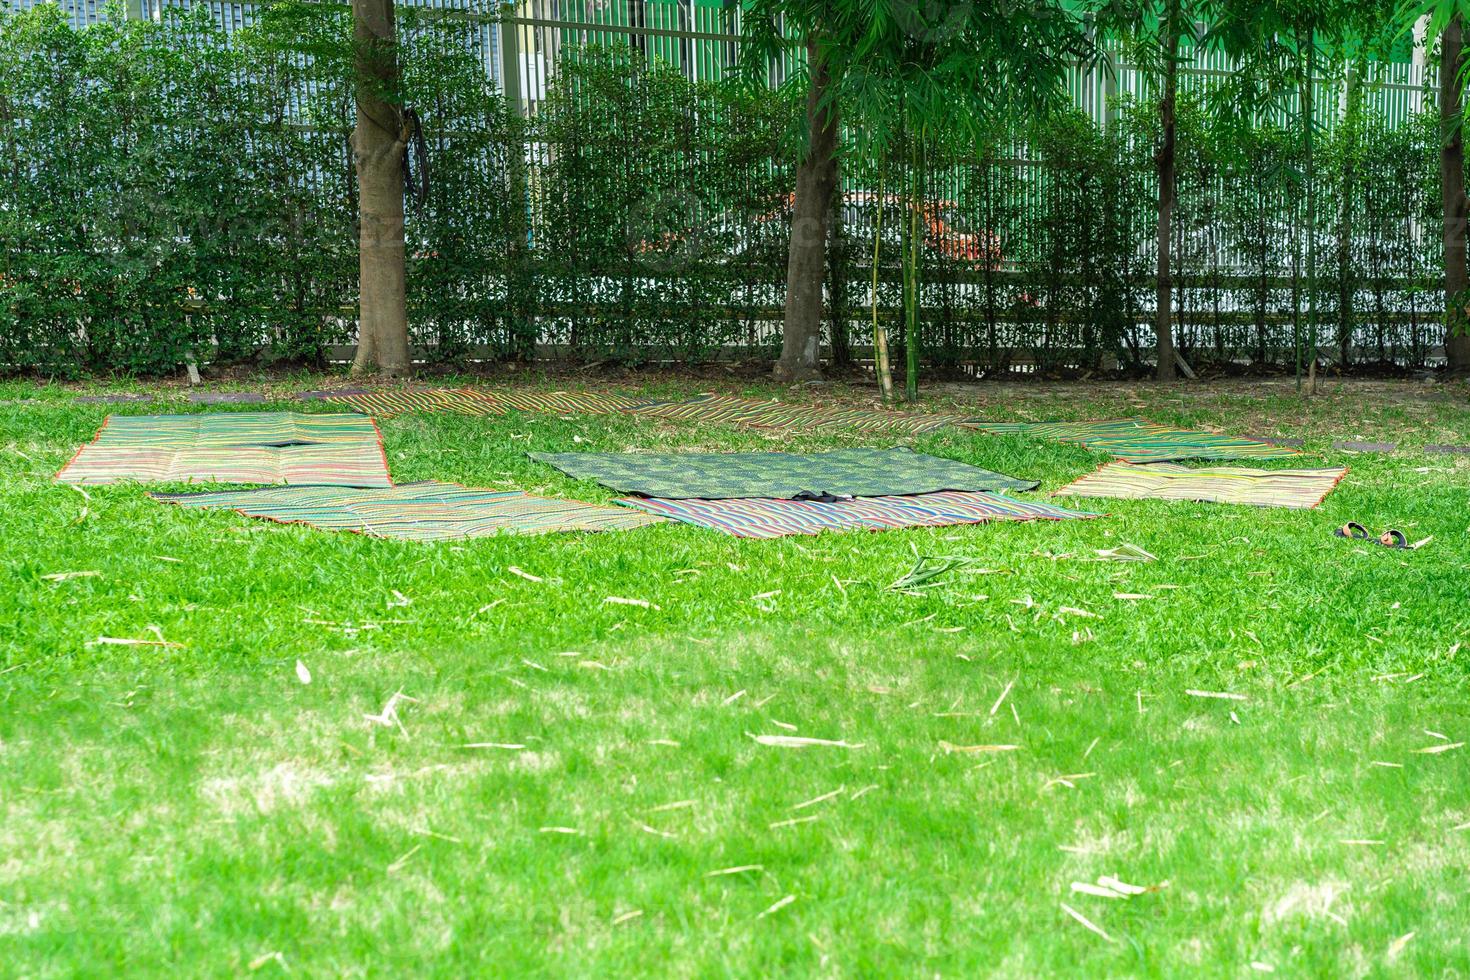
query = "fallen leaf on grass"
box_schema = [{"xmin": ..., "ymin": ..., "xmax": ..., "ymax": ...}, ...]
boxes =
[
  {"xmin": 988, "ymin": 679, "xmax": 1015, "ymax": 717},
  {"xmin": 386, "ymin": 844, "xmax": 422, "ymax": 873},
  {"xmin": 613, "ymin": 910, "xmax": 643, "ymax": 925},
  {"xmin": 604, "ymin": 596, "xmax": 660, "ymax": 610},
  {"xmin": 507, "ymin": 566, "xmax": 543, "ymax": 582},
  {"xmin": 539, "ymin": 826, "xmax": 581, "ymax": 835},
  {"xmin": 1060, "ymin": 902, "xmax": 1115, "ymax": 943},
  {"xmin": 1186, "ymin": 689, "xmax": 1248, "ymax": 701},
  {"xmin": 462, "ymin": 742, "xmax": 526, "ymax": 750},
  {"xmin": 1113, "ymin": 593, "xmax": 1155, "ymax": 601},
  {"xmin": 750, "ymin": 734, "xmax": 863, "ymax": 749},
  {"xmin": 1415, "ymin": 742, "xmax": 1464, "ymax": 754},
  {"xmin": 757, "ymin": 895, "xmax": 795, "ymax": 919},
  {"xmin": 769, "ymin": 815, "xmax": 820, "ymax": 830},
  {"xmin": 705, "ymin": 864, "xmax": 763, "ymax": 877},
  {"xmin": 42, "ymin": 571, "xmax": 100, "ymax": 582},
  {"xmin": 633, "ymin": 820, "xmax": 676, "ymax": 839},
  {"xmin": 1043, "ymin": 772, "xmax": 1096, "ymax": 790},
  {"xmin": 792, "ymin": 786, "xmax": 846, "ymax": 810},
  {"xmin": 1071, "ymin": 876, "xmax": 1169, "ymax": 899},
  {"xmin": 294, "ymin": 660, "xmax": 311, "ymax": 684},
  {"xmin": 1097, "ymin": 875, "xmax": 1168, "ymax": 896},
  {"xmin": 1387, "ymin": 932, "xmax": 1416, "ymax": 958},
  {"xmin": 89, "ymin": 636, "xmax": 183, "ymax": 649},
  {"xmin": 364, "ymin": 690, "xmax": 417, "ymax": 735},
  {"xmin": 939, "ymin": 741, "xmax": 1021, "ymax": 754},
  {"xmin": 247, "ymin": 951, "xmax": 287, "ymax": 971},
  {"xmin": 1085, "ymin": 544, "xmax": 1156, "ymax": 563}
]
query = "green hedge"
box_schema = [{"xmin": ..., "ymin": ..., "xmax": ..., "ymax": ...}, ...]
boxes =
[
  {"xmin": 0, "ymin": 4, "xmax": 1444, "ymax": 377},
  {"xmin": 0, "ymin": 5, "xmax": 356, "ymax": 376}
]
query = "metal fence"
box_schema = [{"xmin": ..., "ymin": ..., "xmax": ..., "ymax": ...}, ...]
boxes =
[{"xmin": 19, "ymin": 0, "xmax": 1430, "ymax": 125}]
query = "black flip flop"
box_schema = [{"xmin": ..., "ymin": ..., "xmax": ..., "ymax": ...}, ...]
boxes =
[
  {"xmin": 1334, "ymin": 522, "xmax": 1369, "ymax": 540},
  {"xmin": 793, "ymin": 490, "xmax": 854, "ymax": 504},
  {"xmin": 1378, "ymin": 529, "xmax": 1408, "ymax": 549}
]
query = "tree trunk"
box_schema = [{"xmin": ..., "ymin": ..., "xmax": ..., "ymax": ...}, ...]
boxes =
[
  {"xmin": 774, "ymin": 37, "xmax": 839, "ymax": 382},
  {"xmin": 1443, "ymin": 15, "xmax": 1470, "ymax": 374},
  {"xmin": 1154, "ymin": 16, "xmax": 1179, "ymax": 382},
  {"xmin": 350, "ymin": 0, "xmax": 411, "ymax": 378}
]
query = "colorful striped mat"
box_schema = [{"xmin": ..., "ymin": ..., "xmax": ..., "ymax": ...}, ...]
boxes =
[
  {"xmin": 78, "ymin": 412, "xmax": 380, "ymax": 448},
  {"xmin": 531, "ymin": 447, "xmax": 1038, "ymax": 499},
  {"xmin": 1055, "ymin": 461, "xmax": 1348, "ymax": 509},
  {"xmin": 56, "ymin": 413, "xmax": 391, "ymax": 487},
  {"xmin": 623, "ymin": 393, "xmax": 964, "ymax": 434},
  {"xmin": 616, "ymin": 491, "xmax": 1097, "ymax": 539},
  {"xmin": 962, "ymin": 418, "xmax": 1302, "ymax": 462},
  {"xmin": 153, "ymin": 481, "xmax": 667, "ymax": 540},
  {"xmin": 324, "ymin": 388, "xmax": 503, "ymax": 418},
  {"xmin": 326, "ymin": 388, "xmax": 641, "ymax": 419},
  {"xmin": 488, "ymin": 390, "xmax": 643, "ymax": 415},
  {"xmin": 621, "ymin": 394, "xmax": 774, "ymax": 424}
]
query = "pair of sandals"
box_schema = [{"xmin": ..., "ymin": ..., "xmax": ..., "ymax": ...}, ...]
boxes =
[{"xmin": 1335, "ymin": 522, "xmax": 1408, "ymax": 549}]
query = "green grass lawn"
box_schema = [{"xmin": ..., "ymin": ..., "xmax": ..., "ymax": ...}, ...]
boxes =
[{"xmin": 2, "ymin": 376, "xmax": 1468, "ymax": 975}]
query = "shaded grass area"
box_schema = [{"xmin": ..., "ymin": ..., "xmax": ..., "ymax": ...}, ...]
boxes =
[{"xmin": 2, "ymin": 380, "xmax": 1468, "ymax": 975}]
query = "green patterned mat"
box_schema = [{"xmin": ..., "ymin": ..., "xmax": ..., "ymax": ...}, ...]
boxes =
[
  {"xmin": 962, "ymin": 418, "xmax": 1302, "ymax": 462},
  {"xmin": 531, "ymin": 447, "xmax": 1038, "ymax": 499},
  {"xmin": 152, "ymin": 481, "xmax": 667, "ymax": 540}
]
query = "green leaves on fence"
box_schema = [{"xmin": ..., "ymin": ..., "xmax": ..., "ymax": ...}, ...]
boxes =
[{"xmin": 0, "ymin": 4, "xmax": 1445, "ymax": 376}]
